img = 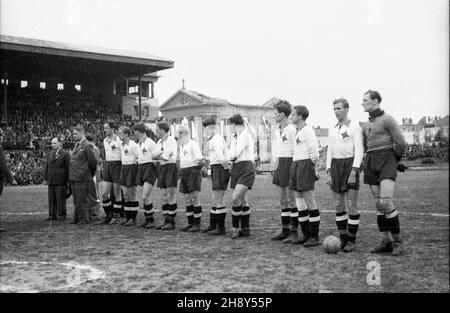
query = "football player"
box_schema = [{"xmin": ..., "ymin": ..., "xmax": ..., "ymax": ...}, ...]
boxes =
[
  {"xmin": 134, "ymin": 123, "xmax": 158, "ymax": 229},
  {"xmin": 326, "ymin": 98, "xmax": 364, "ymax": 252},
  {"xmin": 361, "ymin": 90, "xmax": 406, "ymax": 255},
  {"xmin": 228, "ymin": 114, "xmax": 256, "ymax": 239},
  {"xmin": 118, "ymin": 126, "xmax": 140, "ymax": 226},
  {"xmin": 289, "ymin": 105, "xmax": 321, "ymax": 247},
  {"xmin": 270, "ymin": 100, "xmax": 298, "ymax": 242},
  {"xmin": 99, "ymin": 120, "xmax": 123, "ymax": 224},
  {"xmin": 177, "ymin": 125, "xmax": 205, "ymax": 232},
  {"xmin": 201, "ymin": 118, "xmax": 230, "ymax": 235},
  {"xmin": 153, "ymin": 122, "xmax": 179, "ymax": 230}
]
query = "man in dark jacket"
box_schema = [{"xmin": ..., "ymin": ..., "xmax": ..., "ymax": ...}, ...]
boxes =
[
  {"xmin": 86, "ymin": 133, "xmax": 101, "ymax": 221},
  {"xmin": 44, "ymin": 137, "xmax": 70, "ymax": 221},
  {"xmin": 69, "ymin": 126, "xmax": 97, "ymax": 224}
]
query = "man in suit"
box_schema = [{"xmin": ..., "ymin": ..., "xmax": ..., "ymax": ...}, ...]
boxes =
[
  {"xmin": 86, "ymin": 133, "xmax": 101, "ymax": 221},
  {"xmin": 69, "ymin": 126, "xmax": 97, "ymax": 225},
  {"xmin": 44, "ymin": 137, "xmax": 70, "ymax": 221}
]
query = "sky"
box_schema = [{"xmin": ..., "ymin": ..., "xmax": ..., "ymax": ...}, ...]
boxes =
[{"xmin": 1, "ymin": 0, "xmax": 448, "ymax": 128}]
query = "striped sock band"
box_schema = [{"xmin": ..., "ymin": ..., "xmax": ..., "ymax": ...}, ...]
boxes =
[
  {"xmin": 385, "ymin": 210, "xmax": 400, "ymax": 235},
  {"xmin": 168, "ymin": 203, "xmax": 177, "ymax": 217},
  {"xmin": 123, "ymin": 201, "xmax": 131, "ymax": 219},
  {"xmin": 186, "ymin": 205, "xmax": 194, "ymax": 225},
  {"xmin": 241, "ymin": 206, "xmax": 251, "ymax": 230},
  {"xmin": 113, "ymin": 201, "xmax": 122, "ymax": 215},
  {"xmin": 308, "ymin": 209, "xmax": 320, "ymax": 239},
  {"xmin": 102, "ymin": 198, "xmax": 112, "ymax": 215},
  {"xmin": 193, "ymin": 205, "xmax": 202, "ymax": 225},
  {"xmin": 208, "ymin": 206, "xmax": 217, "ymax": 228},
  {"xmin": 130, "ymin": 201, "xmax": 139, "ymax": 219},
  {"xmin": 216, "ymin": 207, "xmax": 226, "ymax": 228},
  {"xmin": 144, "ymin": 203, "xmax": 154, "ymax": 220},
  {"xmin": 281, "ymin": 208, "xmax": 291, "ymax": 230},
  {"xmin": 231, "ymin": 206, "xmax": 242, "ymax": 228},
  {"xmin": 162, "ymin": 203, "xmax": 169, "ymax": 216},
  {"xmin": 377, "ymin": 213, "xmax": 388, "ymax": 232},
  {"xmin": 336, "ymin": 211, "xmax": 348, "ymax": 241},
  {"xmin": 348, "ymin": 214, "xmax": 360, "ymax": 241},
  {"xmin": 298, "ymin": 208, "xmax": 309, "ymax": 238},
  {"xmin": 290, "ymin": 207, "xmax": 299, "ymax": 232}
]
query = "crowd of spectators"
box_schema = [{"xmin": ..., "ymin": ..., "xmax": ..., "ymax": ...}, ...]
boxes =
[
  {"xmin": 404, "ymin": 142, "xmax": 449, "ymax": 162},
  {"xmin": 4, "ymin": 150, "xmax": 46, "ymax": 185},
  {"xmin": 1, "ymin": 89, "xmax": 140, "ymax": 185},
  {"xmin": 2, "ymin": 89, "xmax": 135, "ymax": 151}
]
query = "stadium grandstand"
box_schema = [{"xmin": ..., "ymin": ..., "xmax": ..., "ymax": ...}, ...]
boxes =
[{"xmin": 0, "ymin": 34, "xmax": 173, "ymax": 185}]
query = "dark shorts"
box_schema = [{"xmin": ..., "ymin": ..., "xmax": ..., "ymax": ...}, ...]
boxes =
[
  {"xmin": 119, "ymin": 164, "xmax": 138, "ymax": 187},
  {"xmin": 179, "ymin": 166, "xmax": 202, "ymax": 194},
  {"xmin": 363, "ymin": 149, "xmax": 398, "ymax": 185},
  {"xmin": 272, "ymin": 157, "xmax": 293, "ymax": 187},
  {"xmin": 136, "ymin": 162, "xmax": 158, "ymax": 186},
  {"xmin": 289, "ymin": 159, "xmax": 316, "ymax": 192},
  {"xmin": 230, "ymin": 161, "xmax": 255, "ymax": 190},
  {"xmin": 102, "ymin": 161, "xmax": 121, "ymax": 183},
  {"xmin": 211, "ymin": 164, "xmax": 230, "ymax": 191},
  {"xmin": 157, "ymin": 163, "xmax": 178, "ymax": 189},
  {"xmin": 330, "ymin": 157, "xmax": 360, "ymax": 193}
]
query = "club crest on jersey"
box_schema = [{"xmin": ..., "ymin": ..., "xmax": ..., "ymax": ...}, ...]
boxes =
[
  {"xmin": 296, "ymin": 137, "xmax": 301, "ymax": 145},
  {"xmin": 124, "ymin": 149, "xmax": 129, "ymax": 154},
  {"xmin": 341, "ymin": 131, "xmax": 349, "ymax": 139},
  {"xmin": 282, "ymin": 135, "xmax": 288, "ymax": 142}
]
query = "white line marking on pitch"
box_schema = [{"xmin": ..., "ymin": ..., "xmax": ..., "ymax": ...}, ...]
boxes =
[{"xmin": 0, "ymin": 260, "xmax": 106, "ymax": 293}]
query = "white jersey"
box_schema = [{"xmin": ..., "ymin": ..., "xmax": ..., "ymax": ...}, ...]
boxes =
[
  {"xmin": 103, "ymin": 135, "xmax": 122, "ymax": 162},
  {"xmin": 274, "ymin": 123, "xmax": 296, "ymax": 158},
  {"xmin": 156, "ymin": 136, "xmax": 178, "ymax": 165},
  {"xmin": 179, "ymin": 139, "xmax": 203, "ymax": 168},
  {"xmin": 229, "ymin": 130, "xmax": 255, "ymax": 162},
  {"xmin": 293, "ymin": 124, "xmax": 320, "ymax": 162},
  {"xmin": 137, "ymin": 137, "xmax": 157, "ymax": 165},
  {"xmin": 207, "ymin": 134, "xmax": 229, "ymax": 165},
  {"xmin": 326, "ymin": 120, "xmax": 364, "ymax": 170},
  {"xmin": 121, "ymin": 140, "xmax": 139, "ymax": 165}
]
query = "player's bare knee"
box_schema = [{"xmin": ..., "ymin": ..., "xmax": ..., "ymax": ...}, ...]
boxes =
[
  {"xmin": 335, "ymin": 202, "xmax": 345, "ymax": 213},
  {"xmin": 374, "ymin": 198, "xmax": 383, "ymax": 213},
  {"xmin": 232, "ymin": 195, "xmax": 241, "ymax": 206},
  {"xmin": 295, "ymin": 197, "xmax": 307, "ymax": 211},
  {"xmin": 380, "ymin": 197, "xmax": 395, "ymax": 214},
  {"xmin": 348, "ymin": 205, "xmax": 359, "ymax": 216}
]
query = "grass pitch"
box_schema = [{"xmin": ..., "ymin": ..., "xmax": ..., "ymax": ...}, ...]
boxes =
[{"xmin": 0, "ymin": 169, "xmax": 448, "ymax": 292}]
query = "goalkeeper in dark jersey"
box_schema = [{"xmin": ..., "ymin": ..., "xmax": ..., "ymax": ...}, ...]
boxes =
[{"xmin": 361, "ymin": 90, "xmax": 406, "ymax": 256}]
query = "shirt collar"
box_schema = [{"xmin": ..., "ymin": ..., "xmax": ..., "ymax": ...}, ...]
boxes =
[{"xmin": 369, "ymin": 108, "xmax": 384, "ymax": 120}]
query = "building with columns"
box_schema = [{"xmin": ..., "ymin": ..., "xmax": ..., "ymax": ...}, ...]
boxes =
[{"xmin": 159, "ymin": 88, "xmax": 278, "ymax": 163}]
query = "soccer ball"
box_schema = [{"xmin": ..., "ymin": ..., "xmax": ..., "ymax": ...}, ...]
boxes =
[{"xmin": 323, "ymin": 235, "xmax": 341, "ymax": 254}]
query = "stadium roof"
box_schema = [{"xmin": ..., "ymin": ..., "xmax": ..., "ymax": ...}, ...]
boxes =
[{"xmin": 0, "ymin": 34, "xmax": 174, "ymax": 82}]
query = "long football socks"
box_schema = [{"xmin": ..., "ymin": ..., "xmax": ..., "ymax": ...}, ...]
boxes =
[
  {"xmin": 308, "ymin": 209, "xmax": 320, "ymax": 239},
  {"xmin": 241, "ymin": 206, "xmax": 250, "ymax": 234},
  {"xmin": 347, "ymin": 213, "xmax": 360, "ymax": 243},
  {"xmin": 336, "ymin": 211, "xmax": 348, "ymax": 247}
]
